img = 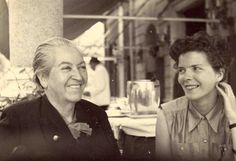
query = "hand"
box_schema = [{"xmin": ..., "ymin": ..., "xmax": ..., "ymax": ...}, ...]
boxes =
[
  {"xmin": 216, "ymin": 82, "xmax": 236, "ymax": 124},
  {"xmin": 83, "ymin": 91, "xmax": 91, "ymax": 97}
]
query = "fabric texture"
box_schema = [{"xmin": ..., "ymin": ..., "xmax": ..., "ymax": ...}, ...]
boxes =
[
  {"xmin": 68, "ymin": 122, "xmax": 92, "ymax": 139},
  {"xmin": 156, "ymin": 96, "xmax": 233, "ymax": 161},
  {"xmin": 0, "ymin": 95, "xmax": 120, "ymax": 161}
]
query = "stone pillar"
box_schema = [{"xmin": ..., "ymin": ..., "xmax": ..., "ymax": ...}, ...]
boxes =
[
  {"xmin": 9, "ymin": 0, "xmax": 63, "ymax": 66},
  {"xmin": 0, "ymin": 0, "xmax": 9, "ymax": 58}
]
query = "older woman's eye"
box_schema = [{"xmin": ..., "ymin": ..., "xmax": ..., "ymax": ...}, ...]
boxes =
[
  {"xmin": 78, "ymin": 65, "xmax": 86, "ymax": 70},
  {"xmin": 193, "ymin": 66, "xmax": 202, "ymax": 72},
  {"xmin": 61, "ymin": 66, "xmax": 72, "ymax": 71}
]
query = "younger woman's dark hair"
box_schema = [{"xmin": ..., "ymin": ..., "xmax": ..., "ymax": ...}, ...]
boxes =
[{"xmin": 169, "ymin": 31, "xmax": 233, "ymax": 79}]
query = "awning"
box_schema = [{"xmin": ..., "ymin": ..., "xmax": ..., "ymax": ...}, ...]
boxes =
[{"xmin": 63, "ymin": 0, "xmax": 121, "ymax": 39}]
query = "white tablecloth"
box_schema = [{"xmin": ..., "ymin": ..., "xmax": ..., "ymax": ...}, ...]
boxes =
[
  {"xmin": 107, "ymin": 98, "xmax": 157, "ymax": 139},
  {"xmin": 108, "ymin": 116, "xmax": 156, "ymax": 139}
]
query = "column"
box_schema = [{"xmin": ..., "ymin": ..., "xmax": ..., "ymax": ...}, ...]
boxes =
[
  {"xmin": 0, "ymin": 0, "xmax": 9, "ymax": 58},
  {"xmin": 8, "ymin": 0, "xmax": 63, "ymax": 66}
]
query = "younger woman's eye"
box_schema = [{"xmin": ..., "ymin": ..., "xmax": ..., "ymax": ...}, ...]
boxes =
[{"xmin": 177, "ymin": 68, "xmax": 185, "ymax": 74}]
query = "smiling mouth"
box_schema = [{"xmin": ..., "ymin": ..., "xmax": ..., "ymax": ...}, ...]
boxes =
[
  {"xmin": 184, "ymin": 85, "xmax": 199, "ymax": 90},
  {"xmin": 67, "ymin": 84, "xmax": 83, "ymax": 89}
]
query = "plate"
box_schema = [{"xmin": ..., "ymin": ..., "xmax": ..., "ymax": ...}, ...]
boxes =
[
  {"xmin": 106, "ymin": 110, "xmax": 126, "ymax": 117},
  {"xmin": 108, "ymin": 114, "xmax": 126, "ymax": 118}
]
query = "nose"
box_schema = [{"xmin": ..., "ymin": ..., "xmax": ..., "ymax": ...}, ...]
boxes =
[
  {"xmin": 71, "ymin": 68, "xmax": 83, "ymax": 80},
  {"xmin": 180, "ymin": 69, "xmax": 194, "ymax": 81}
]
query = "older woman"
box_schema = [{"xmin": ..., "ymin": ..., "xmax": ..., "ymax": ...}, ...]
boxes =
[
  {"xmin": 0, "ymin": 37, "xmax": 120, "ymax": 161},
  {"xmin": 155, "ymin": 31, "xmax": 236, "ymax": 161}
]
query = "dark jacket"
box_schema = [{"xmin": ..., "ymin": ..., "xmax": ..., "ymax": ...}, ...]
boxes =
[{"xmin": 0, "ymin": 95, "xmax": 120, "ymax": 161}]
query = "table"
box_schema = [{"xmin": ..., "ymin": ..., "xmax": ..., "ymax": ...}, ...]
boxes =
[
  {"xmin": 106, "ymin": 97, "xmax": 157, "ymax": 138},
  {"xmin": 108, "ymin": 116, "xmax": 156, "ymax": 139},
  {"xmin": 107, "ymin": 110, "xmax": 157, "ymax": 161}
]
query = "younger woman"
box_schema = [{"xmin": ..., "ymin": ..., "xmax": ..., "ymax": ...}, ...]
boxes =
[{"xmin": 156, "ymin": 31, "xmax": 236, "ymax": 161}]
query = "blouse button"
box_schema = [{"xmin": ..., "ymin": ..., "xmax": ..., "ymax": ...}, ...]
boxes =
[
  {"xmin": 203, "ymin": 139, "xmax": 208, "ymax": 143},
  {"xmin": 180, "ymin": 146, "xmax": 184, "ymax": 151},
  {"xmin": 53, "ymin": 135, "xmax": 59, "ymax": 141}
]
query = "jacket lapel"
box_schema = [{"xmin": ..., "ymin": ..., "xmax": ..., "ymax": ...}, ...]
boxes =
[
  {"xmin": 38, "ymin": 95, "xmax": 75, "ymax": 147},
  {"xmin": 75, "ymin": 101, "xmax": 110, "ymax": 152}
]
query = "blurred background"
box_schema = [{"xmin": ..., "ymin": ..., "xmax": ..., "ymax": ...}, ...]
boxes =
[{"xmin": 1, "ymin": 0, "xmax": 236, "ymax": 102}]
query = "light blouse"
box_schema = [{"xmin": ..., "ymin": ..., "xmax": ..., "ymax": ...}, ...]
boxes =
[{"xmin": 155, "ymin": 96, "xmax": 233, "ymax": 161}]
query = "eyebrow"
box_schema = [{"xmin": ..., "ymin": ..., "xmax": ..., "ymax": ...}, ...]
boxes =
[
  {"xmin": 178, "ymin": 64, "xmax": 203, "ymax": 68},
  {"xmin": 57, "ymin": 61, "xmax": 86, "ymax": 66}
]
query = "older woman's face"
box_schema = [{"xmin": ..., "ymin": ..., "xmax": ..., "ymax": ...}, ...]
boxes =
[
  {"xmin": 43, "ymin": 45, "xmax": 87, "ymax": 104},
  {"xmin": 177, "ymin": 51, "xmax": 223, "ymax": 101}
]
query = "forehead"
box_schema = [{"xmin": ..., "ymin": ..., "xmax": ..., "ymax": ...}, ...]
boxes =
[
  {"xmin": 51, "ymin": 46, "xmax": 84, "ymax": 65},
  {"xmin": 178, "ymin": 51, "xmax": 211, "ymax": 67}
]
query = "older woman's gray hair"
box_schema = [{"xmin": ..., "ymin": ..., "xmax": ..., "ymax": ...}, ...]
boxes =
[{"xmin": 32, "ymin": 37, "xmax": 80, "ymax": 89}]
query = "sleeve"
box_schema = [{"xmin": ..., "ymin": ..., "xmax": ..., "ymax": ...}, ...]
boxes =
[
  {"xmin": 98, "ymin": 110, "xmax": 121, "ymax": 160},
  {"xmin": 0, "ymin": 109, "xmax": 20, "ymax": 160},
  {"xmin": 155, "ymin": 108, "xmax": 172, "ymax": 161}
]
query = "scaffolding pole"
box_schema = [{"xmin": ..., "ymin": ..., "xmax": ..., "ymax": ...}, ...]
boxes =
[
  {"xmin": 129, "ymin": 0, "xmax": 134, "ymax": 81},
  {"xmin": 118, "ymin": 4, "xmax": 125, "ymax": 97},
  {"xmin": 63, "ymin": 14, "xmax": 220, "ymax": 23}
]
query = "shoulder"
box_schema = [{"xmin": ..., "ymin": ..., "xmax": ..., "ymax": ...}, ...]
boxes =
[
  {"xmin": 0, "ymin": 97, "xmax": 41, "ymax": 125},
  {"xmin": 76, "ymin": 99, "xmax": 107, "ymax": 117},
  {"xmin": 161, "ymin": 96, "xmax": 188, "ymax": 113},
  {"xmin": 3, "ymin": 96, "xmax": 41, "ymax": 115},
  {"xmin": 160, "ymin": 96, "xmax": 188, "ymax": 122},
  {"xmin": 159, "ymin": 96, "xmax": 189, "ymax": 131},
  {"xmin": 76, "ymin": 100, "xmax": 110, "ymax": 129}
]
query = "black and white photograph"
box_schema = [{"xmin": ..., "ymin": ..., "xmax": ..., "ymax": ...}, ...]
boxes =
[{"xmin": 1, "ymin": 0, "xmax": 236, "ymax": 161}]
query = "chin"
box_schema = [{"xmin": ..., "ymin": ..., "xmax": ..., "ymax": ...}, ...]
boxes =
[
  {"xmin": 67, "ymin": 95, "xmax": 82, "ymax": 103},
  {"xmin": 185, "ymin": 93, "xmax": 200, "ymax": 101}
]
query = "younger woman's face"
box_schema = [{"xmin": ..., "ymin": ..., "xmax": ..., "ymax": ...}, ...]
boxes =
[{"xmin": 177, "ymin": 51, "xmax": 223, "ymax": 101}]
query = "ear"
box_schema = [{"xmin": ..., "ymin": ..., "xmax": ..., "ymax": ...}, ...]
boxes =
[
  {"xmin": 37, "ymin": 73, "xmax": 48, "ymax": 89},
  {"xmin": 216, "ymin": 68, "xmax": 225, "ymax": 82}
]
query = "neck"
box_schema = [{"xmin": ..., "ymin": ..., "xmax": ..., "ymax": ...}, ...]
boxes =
[
  {"xmin": 45, "ymin": 93, "xmax": 75, "ymax": 123},
  {"xmin": 191, "ymin": 90, "xmax": 218, "ymax": 116}
]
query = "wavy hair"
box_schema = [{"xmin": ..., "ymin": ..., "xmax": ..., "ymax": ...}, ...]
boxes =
[
  {"xmin": 32, "ymin": 37, "xmax": 80, "ymax": 89},
  {"xmin": 169, "ymin": 31, "xmax": 233, "ymax": 80}
]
